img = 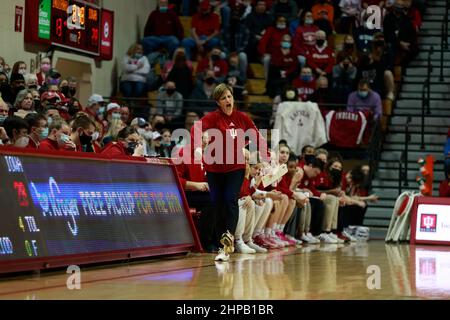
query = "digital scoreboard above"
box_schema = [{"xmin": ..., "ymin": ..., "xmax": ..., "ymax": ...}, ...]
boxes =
[{"xmin": 25, "ymin": 0, "xmax": 114, "ymax": 60}]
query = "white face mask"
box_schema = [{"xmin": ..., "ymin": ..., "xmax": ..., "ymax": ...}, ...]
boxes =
[
  {"xmin": 91, "ymin": 131, "xmax": 100, "ymax": 141},
  {"xmin": 15, "ymin": 136, "xmax": 30, "ymax": 148}
]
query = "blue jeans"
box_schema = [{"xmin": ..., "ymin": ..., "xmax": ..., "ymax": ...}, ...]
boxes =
[
  {"xmin": 120, "ymin": 81, "xmax": 146, "ymax": 98},
  {"xmin": 181, "ymin": 36, "xmax": 221, "ymax": 61},
  {"xmin": 141, "ymin": 35, "xmax": 180, "ymax": 56}
]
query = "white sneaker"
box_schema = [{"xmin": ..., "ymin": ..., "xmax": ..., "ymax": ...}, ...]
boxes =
[
  {"xmin": 305, "ymin": 233, "xmax": 320, "ymax": 244},
  {"xmin": 235, "ymin": 240, "xmax": 256, "ymax": 254},
  {"xmin": 318, "ymin": 233, "xmax": 338, "ymax": 244},
  {"xmin": 214, "ymin": 248, "xmax": 230, "ymax": 262},
  {"xmin": 342, "ymin": 230, "xmax": 357, "ymax": 242},
  {"xmin": 328, "ymin": 233, "xmax": 345, "ymax": 244},
  {"xmin": 246, "ymin": 240, "xmax": 268, "ymax": 253}
]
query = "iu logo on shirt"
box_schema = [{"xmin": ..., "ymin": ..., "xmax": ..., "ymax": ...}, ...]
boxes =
[
  {"xmin": 228, "ymin": 122, "xmax": 237, "ymax": 140},
  {"xmin": 420, "ymin": 214, "xmax": 437, "ymax": 232}
]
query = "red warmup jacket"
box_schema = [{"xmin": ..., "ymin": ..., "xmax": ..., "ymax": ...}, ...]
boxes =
[
  {"xmin": 196, "ymin": 57, "xmax": 229, "ymax": 79},
  {"xmin": 191, "ymin": 109, "xmax": 269, "ymax": 173},
  {"xmin": 39, "ymin": 138, "xmax": 59, "ymax": 151},
  {"xmin": 270, "ymin": 48, "xmax": 299, "ymax": 77},
  {"xmin": 294, "ymin": 163, "xmax": 321, "ymax": 197},
  {"xmin": 315, "ymin": 171, "xmax": 333, "ymax": 190},
  {"xmin": 276, "ymin": 173, "xmax": 294, "ymax": 199},
  {"xmin": 292, "ymin": 78, "xmax": 316, "ymax": 101},
  {"xmin": 239, "ymin": 176, "xmax": 257, "ymax": 198},
  {"xmin": 26, "ymin": 137, "xmax": 39, "ymax": 149},
  {"xmin": 439, "ymin": 179, "xmax": 450, "ymax": 197},
  {"xmin": 176, "ymin": 147, "xmax": 207, "ymax": 190},
  {"xmin": 101, "ymin": 142, "xmax": 128, "ymax": 157},
  {"xmin": 258, "ymin": 26, "xmax": 290, "ymax": 56},
  {"xmin": 143, "ymin": 9, "xmax": 184, "ymax": 40},
  {"xmin": 307, "ymin": 45, "xmax": 335, "ymax": 74}
]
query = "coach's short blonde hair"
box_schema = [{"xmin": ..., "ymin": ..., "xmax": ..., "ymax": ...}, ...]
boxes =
[{"xmin": 213, "ymin": 83, "xmax": 233, "ymax": 102}]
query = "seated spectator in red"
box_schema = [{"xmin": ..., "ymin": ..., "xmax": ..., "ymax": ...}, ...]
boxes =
[
  {"xmin": 293, "ymin": 11, "xmax": 319, "ymax": 64},
  {"xmin": 307, "ymin": 30, "xmax": 335, "ymax": 77},
  {"xmin": 347, "ymin": 78, "xmax": 382, "ymax": 121},
  {"xmin": 292, "ymin": 67, "xmax": 316, "ymax": 101},
  {"xmin": 266, "ymin": 34, "xmax": 299, "ymax": 98},
  {"xmin": 24, "ymin": 113, "xmax": 48, "ymax": 149},
  {"xmin": 181, "ymin": 0, "xmax": 221, "ymax": 61},
  {"xmin": 196, "ymin": 47, "xmax": 229, "ymax": 83},
  {"xmin": 36, "ymin": 57, "xmax": 51, "ymax": 87},
  {"xmin": 2, "ymin": 115, "xmax": 29, "ymax": 147},
  {"xmin": 258, "ymin": 15, "xmax": 290, "ymax": 79},
  {"xmin": 39, "ymin": 118, "xmax": 76, "ymax": 151},
  {"xmin": 142, "ymin": 0, "xmax": 184, "ymax": 57},
  {"xmin": 101, "ymin": 126, "xmax": 145, "ymax": 158},
  {"xmin": 70, "ymin": 115, "xmax": 101, "ymax": 153},
  {"xmin": 79, "ymin": 93, "xmax": 106, "ymax": 140}
]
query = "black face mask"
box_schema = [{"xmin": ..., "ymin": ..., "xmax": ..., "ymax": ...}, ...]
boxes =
[
  {"xmin": 0, "ymin": 83, "xmax": 9, "ymax": 91},
  {"xmin": 329, "ymin": 168, "xmax": 342, "ymax": 183},
  {"xmin": 316, "ymin": 39, "xmax": 325, "ymax": 47},
  {"xmin": 126, "ymin": 141, "xmax": 138, "ymax": 155},
  {"xmin": 205, "ymin": 77, "xmax": 215, "ymax": 85},
  {"xmin": 374, "ymin": 40, "xmax": 385, "ymax": 47},
  {"xmin": 61, "ymin": 86, "xmax": 69, "ymax": 96},
  {"xmin": 69, "ymin": 88, "xmax": 77, "ymax": 96},
  {"xmin": 166, "ymin": 88, "xmax": 176, "ymax": 95},
  {"xmin": 69, "ymin": 104, "xmax": 80, "ymax": 116},
  {"xmin": 79, "ymin": 131, "xmax": 92, "ymax": 145},
  {"xmin": 33, "ymin": 99, "xmax": 41, "ymax": 110},
  {"xmin": 304, "ymin": 154, "xmax": 316, "ymax": 165},
  {"xmin": 343, "ymin": 63, "xmax": 349, "ymax": 70},
  {"xmin": 344, "ymin": 43, "xmax": 354, "ymax": 50},
  {"xmin": 154, "ymin": 122, "xmax": 165, "ymax": 132},
  {"xmin": 211, "ymin": 54, "xmax": 220, "ymax": 62},
  {"xmin": 14, "ymin": 85, "xmax": 25, "ymax": 93}
]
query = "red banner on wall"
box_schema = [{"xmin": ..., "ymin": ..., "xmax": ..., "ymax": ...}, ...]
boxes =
[
  {"xmin": 15, "ymin": 6, "xmax": 23, "ymax": 32},
  {"xmin": 100, "ymin": 9, "xmax": 114, "ymax": 61}
]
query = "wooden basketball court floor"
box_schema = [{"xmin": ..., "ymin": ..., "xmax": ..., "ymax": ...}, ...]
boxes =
[{"xmin": 1, "ymin": 241, "xmax": 449, "ymax": 299}]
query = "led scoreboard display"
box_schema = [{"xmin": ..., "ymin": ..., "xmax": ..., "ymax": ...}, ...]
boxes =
[
  {"xmin": 25, "ymin": 0, "xmax": 114, "ymax": 60},
  {"xmin": 0, "ymin": 149, "xmax": 199, "ymax": 274}
]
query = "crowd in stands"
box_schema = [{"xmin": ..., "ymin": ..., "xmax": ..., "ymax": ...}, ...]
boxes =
[{"xmin": 0, "ymin": 0, "xmax": 432, "ymax": 253}]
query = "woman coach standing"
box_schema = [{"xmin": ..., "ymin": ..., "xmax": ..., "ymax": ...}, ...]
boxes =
[{"xmin": 191, "ymin": 83, "xmax": 270, "ymax": 262}]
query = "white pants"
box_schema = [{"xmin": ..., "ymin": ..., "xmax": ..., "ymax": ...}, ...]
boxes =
[
  {"xmin": 235, "ymin": 198, "xmax": 256, "ymax": 242},
  {"xmin": 254, "ymin": 198, "xmax": 273, "ymax": 235}
]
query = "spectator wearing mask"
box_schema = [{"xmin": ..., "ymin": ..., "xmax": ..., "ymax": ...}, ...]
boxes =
[
  {"xmin": 36, "ymin": 57, "xmax": 51, "ymax": 87},
  {"xmin": 2, "ymin": 115, "xmax": 30, "ymax": 148},
  {"xmin": 307, "ymin": 30, "xmax": 335, "ymax": 78},
  {"xmin": 142, "ymin": 0, "xmax": 184, "ymax": 57},
  {"xmin": 11, "ymin": 61, "xmax": 28, "ymax": 78},
  {"xmin": 25, "ymin": 74, "xmax": 39, "ymax": 90},
  {"xmin": 196, "ymin": 47, "xmax": 228, "ymax": 83},
  {"xmin": 59, "ymin": 77, "xmax": 78, "ymax": 99},
  {"xmin": 9, "ymin": 73, "xmax": 26, "ymax": 105},
  {"xmin": 238, "ymin": 0, "xmax": 273, "ymax": 63},
  {"xmin": 292, "ymin": 67, "xmax": 316, "ymax": 101},
  {"xmin": 80, "ymin": 93, "xmax": 106, "ymax": 140},
  {"xmin": 293, "ymin": 11, "xmax": 320, "ymax": 67},
  {"xmin": 339, "ymin": 0, "xmax": 361, "ymax": 33},
  {"xmin": 266, "ymin": 33, "xmax": 299, "ymax": 98},
  {"xmin": 161, "ymin": 48, "xmax": 193, "ymax": 81},
  {"xmin": 347, "ymin": 78, "xmax": 382, "ymax": 121},
  {"xmin": 70, "ymin": 115, "xmax": 101, "ymax": 153},
  {"xmin": 310, "ymin": 75, "xmax": 334, "ymax": 107},
  {"xmin": 181, "ymin": 0, "xmax": 221, "ymax": 61},
  {"xmin": 312, "ymin": 0, "xmax": 335, "ymax": 35},
  {"xmin": 188, "ymin": 69, "xmax": 218, "ymax": 115},
  {"xmin": 39, "ymin": 68, "xmax": 62, "ymax": 96},
  {"xmin": 39, "ymin": 118, "xmax": 76, "ymax": 151},
  {"xmin": 332, "ymin": 55, "xmax": 357, "ymax": 104},
  {"xmin": 131, "ymin": 117, "xmax": 153, "ymax": 154},
  {"xmin": 24, "ymin": 113, "xmax": 48, "ymax": 149},
  {"xmin": 13, "ymin": 89, "xmax": 36, "ymax": 119},
  {"xmin": 159, "ymin": 128, "xmax": 175, "ymax": 157},
  {"xmin": 258, "ymin": 15, "xmax": 290, "ymax": 80},
  {"xmin": 0, "ymin": 72, "xmax": 14, "ymax": 104},
  {"xmin": 166, "ymin": 48, "xmax": 194, "ymax": 99},
  {"xmin": 155, "ymin": 81, "xmax": 183, "ymax": 123},
  {"xmin": 0, "ymin": 98, "xmax": 8, "ymax": 144},
  {"xmin": 383, "ymin": 0, "xmax": 418, "ymax": 66},
  {"xmin": 101, "ymin": 126, "xmax": 145, "ymax": 158},
  {"xmin": 120, "ymin": 43, "xmax": 151, "ymax": 98},
  {"xmin": 151, "ymin": 114, "xmax": 166, "ymax": 133},
  {"xmin": 336, "ymin": 34, "xmax": 359, "ymax": 65}
]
